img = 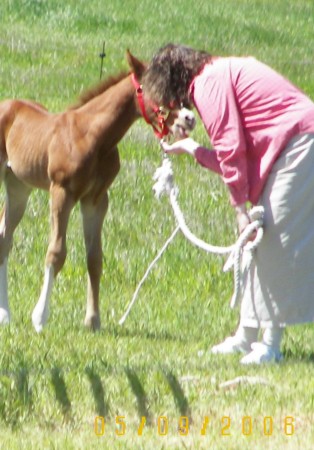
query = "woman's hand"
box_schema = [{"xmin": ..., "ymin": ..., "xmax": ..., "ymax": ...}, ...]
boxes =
[
  {"xmin": 160, "ymin": 137, "xmax": 200, "ymax": 156},
  {"xmin": 235, "ymin": 203, "xmax": 258, "ymax": 241},
  {"xmin": 236, "ymin": 211, "xmax": 250, "ymax": 234},
  {"xmin": 235, "ymin": 203, "xmax": 250, "ymax": 234}
]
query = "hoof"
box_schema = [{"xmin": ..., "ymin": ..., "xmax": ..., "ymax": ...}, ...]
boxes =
[
  {"xmin": 0, "ymin": 308, "xmax": 10, "ymax": 325},
  {"xmin": 32, "ymin": 316, "xmax": 45, "ymax": 333},
  {"xmin": 32, "ymin": 322, "xmax": 44, "ymax": 333},
  {"xmin": 32, "ymin": 310, "xmax": 47, "ymax": 333},
  {"xmin": 84, "ymin": 314, "xmax": 101, "ymax": 331}
]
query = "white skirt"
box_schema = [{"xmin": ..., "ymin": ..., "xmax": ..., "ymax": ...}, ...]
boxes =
[{"xmin": 240, "ymin": 133, "xmax": 314, "ymax": 328}]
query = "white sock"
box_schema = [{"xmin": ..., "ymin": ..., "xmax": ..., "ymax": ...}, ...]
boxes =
[
  {"xmin": 262, "ymin": 327, "xmax": 284, "ymax": 353},
  {"xmin": 234, "ymin": 324, "xmax": 259, "ymax": 345}
]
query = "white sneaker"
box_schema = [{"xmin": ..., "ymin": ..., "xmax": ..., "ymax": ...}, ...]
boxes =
[
  {"xmin": 211, "ymin": 336, "xmax": 252, "ymax": 355},
  {"xmin": 240, "ymin": 342, "xmax": 283, "ymax": 365}
]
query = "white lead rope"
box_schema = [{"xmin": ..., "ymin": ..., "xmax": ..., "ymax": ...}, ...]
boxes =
[
  {"xmin": 119, "ymin": 225, "xmax": 180, "ymax": 325},
  {"xmin": 119, "ymin": 156, "xmax": 264, "ymax": 325},
  {"xmin": 168, "ymin": 180, "xmax": 264, "ymax": 308}
]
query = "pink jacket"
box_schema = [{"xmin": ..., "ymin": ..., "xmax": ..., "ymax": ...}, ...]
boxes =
[{"xmin": 189, "ymin": 57, "xmax": 314, "ymax": 205}]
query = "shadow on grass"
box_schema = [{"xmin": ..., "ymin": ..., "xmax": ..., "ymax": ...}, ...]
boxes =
[
  {"xmin": 0, "ymin": 367, "xmax": 34, "ymax": 428},
  {"xmin": 163, "ymin": 370, "xmax": 192, "ymax": 422},
  {"xmin": 16, "ymin": 367, "xmax": 33, "ymax": 408},
  {"xmin": 106, "ymin": 323, "xmax": 191, "ymax": 344},
  {"xmin": 125, "ymin": 367, "xmax": 152, "ymax": 425},
  {"xmin": 283, "ymin": 349, "xmax": 314, "ymax": 364},
  {"xmin": 50, "ymin": 367, "xmax": 71, "ymax": 421},
  {"xmin": 85, "ymin": 367, "xmax": 110, "ymax": 418}
]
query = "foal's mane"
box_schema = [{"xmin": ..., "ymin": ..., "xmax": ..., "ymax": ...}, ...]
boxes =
[{"xmin": 71, "ymin": 71, "xmax": 130, "ymax": 109}]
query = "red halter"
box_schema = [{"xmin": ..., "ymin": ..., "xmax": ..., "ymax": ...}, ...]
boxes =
[{"xmin": 131, "ymin": 73, "xmax": 170, "ymax": 139}]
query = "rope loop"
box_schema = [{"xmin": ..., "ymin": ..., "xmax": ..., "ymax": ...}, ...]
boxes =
[
  {"xmin": 152, "ymin": 156, "xmax": 264, "ymax": 308},
  {"xmin": 119, "ymin": 155, "xmax": 264, "ymax": 325}
]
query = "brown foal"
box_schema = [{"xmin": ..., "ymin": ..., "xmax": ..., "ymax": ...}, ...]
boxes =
[{"xmin": 0, "ymin": 51, "xmax": 193, "ymax": 332}]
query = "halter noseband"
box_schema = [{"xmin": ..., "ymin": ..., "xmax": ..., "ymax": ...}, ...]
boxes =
[{"xmin": 131, "ymin": 73, "xmax": 170, "ymax": 139}]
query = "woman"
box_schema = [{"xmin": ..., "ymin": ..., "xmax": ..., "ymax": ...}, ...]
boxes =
[{"xmin": 142, "ymin": 43, "xmax": 314, "ymax": 364}]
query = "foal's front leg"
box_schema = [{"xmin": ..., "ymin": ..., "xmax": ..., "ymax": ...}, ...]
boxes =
[
  {"xmin": 80, "ymin": 191, "xmax": 109, "ymax": 330},
  {"xmin": 32, "ymin": 184, "xmax": 75, "ymax": 332}
]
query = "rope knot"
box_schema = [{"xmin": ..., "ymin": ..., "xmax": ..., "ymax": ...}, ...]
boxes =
[
  {"xmin": 223, "ymin": 205, "xmax": 264, "ymax": 308},
  {"xmin": 152, "ymin": 156, "xmax": 177, "ymax": 198}
]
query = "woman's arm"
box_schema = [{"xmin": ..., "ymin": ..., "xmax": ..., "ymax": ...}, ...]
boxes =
[{"xmin": 161, "ymin": 138, "xmax": 222, "ymax": 174}]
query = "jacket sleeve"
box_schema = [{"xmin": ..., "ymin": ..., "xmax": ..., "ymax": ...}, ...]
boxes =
[
  {"xmin": 193, "ymin": 62, "xmax": 249, "ymax": 206},
  {"xmin": 194, "ymin": 147, "xmax": 222, "ymax": 174}
]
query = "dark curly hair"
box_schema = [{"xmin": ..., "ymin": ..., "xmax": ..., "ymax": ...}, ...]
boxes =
[{"xmin": 142, "ymin": 43, "xmax": 212, "ymax": 108}]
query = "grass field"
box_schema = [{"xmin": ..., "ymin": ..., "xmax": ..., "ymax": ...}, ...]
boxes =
[{"xmin": 0, "ymin": 0, "xmax": 314, "ymax": 448}]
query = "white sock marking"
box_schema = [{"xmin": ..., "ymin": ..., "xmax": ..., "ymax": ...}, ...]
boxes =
[
  {"xmin": 32, "ymin": 265, "xmax": 54, "ymax": 332},
  {"xmin": 0, "ymin": 258, "xmax": 10, "ymax": 324}
]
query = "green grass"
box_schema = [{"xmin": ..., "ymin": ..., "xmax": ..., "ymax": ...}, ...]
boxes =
[{"xmin": 0, "ymin": 0, "xmax": 314, "ymax": 448}]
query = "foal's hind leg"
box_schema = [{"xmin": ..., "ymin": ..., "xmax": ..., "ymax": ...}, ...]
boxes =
[
  {"xmin": 0, "ymin": 169, "xmax": 31, "ymax": 324},
  {"xmin": 80, "ymin": 191, "xmax": 109, "ymax": 330},
  {"xmin": 32, "ymin": 184, "xmax": 75, "ymax": 332}
]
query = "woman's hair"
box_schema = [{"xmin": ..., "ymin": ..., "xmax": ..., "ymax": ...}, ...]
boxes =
[{"xmin": 142, "ymin": 43, "xmax": 212, "ymax": 108}]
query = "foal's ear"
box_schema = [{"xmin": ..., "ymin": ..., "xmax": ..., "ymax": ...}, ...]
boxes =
[{"xmin": 126, "ymin": 49, "xmax": 147, "ymax": 79}]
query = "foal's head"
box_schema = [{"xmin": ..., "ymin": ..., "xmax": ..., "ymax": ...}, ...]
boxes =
[{"xmin": 126, "ymin": 51, "xmax": 195, "ymax": 140}]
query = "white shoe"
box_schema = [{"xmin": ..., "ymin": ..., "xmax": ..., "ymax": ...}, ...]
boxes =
[
  {"xmin": 240, "ymin": 342, "xmax": 283, "ymax": 365},
  {"xmin": 211, "ymin": 336, "xmax": 252, "ymax": 355}
]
